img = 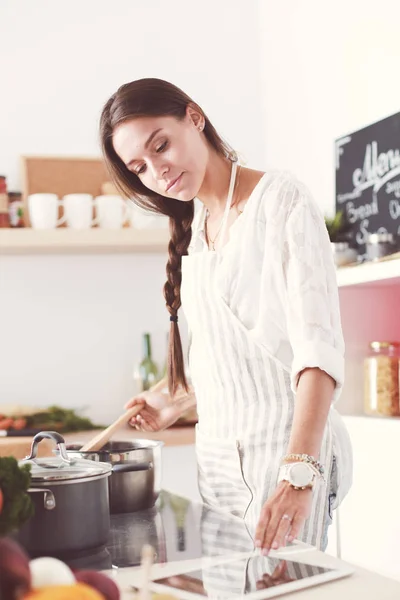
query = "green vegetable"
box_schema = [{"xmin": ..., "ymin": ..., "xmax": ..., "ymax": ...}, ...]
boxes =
[
  {"xmin": 324, "ymin": 211, "xmax": 352, "ymax": 243},
  {"xmin": 0, "ymin": 457, "xmax": 34, "ymax": 535},
  {"xmin": 25, "ymin": 405, "xmax": 105, "ymax": 433}
]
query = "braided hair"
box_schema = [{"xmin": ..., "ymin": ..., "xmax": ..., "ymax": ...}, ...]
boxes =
[{"xmin": 100, "ymin": 78, "xmax": 235, "ymax": 397}]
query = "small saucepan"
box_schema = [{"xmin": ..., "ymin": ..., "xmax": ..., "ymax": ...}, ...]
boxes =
[
  {"xmin": 64, "ymin": 439, "xmax": 163, "ymax": 514},
  {"xmin": 16, "ymin": 431, "xmax": 112, "ymax": 556}
]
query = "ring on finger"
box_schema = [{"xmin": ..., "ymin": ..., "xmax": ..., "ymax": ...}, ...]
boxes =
[{"xmin": 281, "ymin": 514, "xmax": 292, "ymax": 522}]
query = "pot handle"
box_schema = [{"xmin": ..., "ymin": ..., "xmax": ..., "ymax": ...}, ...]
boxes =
[
  {"xmin": 112, "ymin": 461, "xmax": 153, "ymax": 474},
  {"xmin": 25, "ymin": 431, "xmax": 71, "ymax": 465},
  {"xmin": 28, "ymin": 487, "xmax": 56, "ymax": 510}
]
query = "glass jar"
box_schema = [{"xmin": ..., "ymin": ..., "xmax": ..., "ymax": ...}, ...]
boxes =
[
  {"xmin": 0, "ymin": 175, "xmax": 10, "ymax": 228},
  {"xmin": 8, "ymin": 191, "xmax": 24, "ymax": 227},
  {"xmin": 366, "ymin": 232, "xmax": 396, "ymax": 261},
  {"xmin": 364, "ymin": 341, "xmax": 400, "ymax": 416}
]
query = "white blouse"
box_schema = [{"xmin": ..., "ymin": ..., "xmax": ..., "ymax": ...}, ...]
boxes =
[{"xmin": 189, "ymin": 169, "xmax": 345, "ymax": 404}]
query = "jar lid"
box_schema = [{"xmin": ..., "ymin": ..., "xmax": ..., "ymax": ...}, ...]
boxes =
[
  {"xmin": 370, "ymin": 341, "xmax": 400, "ymax": 350},
  {"xmin": 19, "ymin": 430, "xmax": 112, "ymax": 483},
  {"xmin": 367, "ymin": 232, "xmax": 394, "ymax": 244},
  {"xmin": 331, "ymin": 242, "xmax": 349, "ymax": 251}
]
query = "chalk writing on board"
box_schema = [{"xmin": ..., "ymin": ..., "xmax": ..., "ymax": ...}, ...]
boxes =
[{"xmin": 335, "ymin": 112, "xmax": 400, "ymax": 251}]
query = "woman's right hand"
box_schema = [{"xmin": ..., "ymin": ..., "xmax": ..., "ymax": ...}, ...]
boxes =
[{"xmin": 124, "ymin": 391, "xmax": 181, "ymax": 432}]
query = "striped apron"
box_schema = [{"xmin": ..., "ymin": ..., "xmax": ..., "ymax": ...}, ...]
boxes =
[{"xmin": 181, "ymin": 162, "xmax": 333, "ymax": 550}]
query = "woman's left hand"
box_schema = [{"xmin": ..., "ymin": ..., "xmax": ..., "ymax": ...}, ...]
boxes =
[{"xmin": 255, "ymin": 481, "xmax": 313, "ymax": 553}]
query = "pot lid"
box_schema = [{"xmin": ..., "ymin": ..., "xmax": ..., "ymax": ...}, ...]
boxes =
[
  {"xmin": 19, "ymin": 430, "xmax": 112, "ymax": 483},
  {"xmin": 21, "ymin": 455, "xmax": 112, "ymax": 483}
]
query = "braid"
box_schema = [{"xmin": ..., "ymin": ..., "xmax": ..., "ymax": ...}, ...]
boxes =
[{"xmin": 164, "ymin": 200, "xmax": 194, "ymax": 398}]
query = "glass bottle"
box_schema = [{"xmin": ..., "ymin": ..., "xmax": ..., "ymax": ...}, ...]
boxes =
[
  {"xmin": 138, "ymin": 332, "xmax": 159, "ymax": 391},
  {"xmin": 364, "ymin": 341, "xmax": 400, "ymax": 417}
]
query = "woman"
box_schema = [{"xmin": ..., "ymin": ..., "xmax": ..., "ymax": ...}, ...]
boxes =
[{"xmin": 100, "ymin": 78, "xmax": 352, "ymax": 553}]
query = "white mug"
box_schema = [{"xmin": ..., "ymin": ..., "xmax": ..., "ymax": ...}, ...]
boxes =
[
  {"xmin": 94, "ymin": 195, "xmax": 129, "ymax": 229},
  {"xmin": 28, "ymin": 193, "xmax": 66, "ymax": 229},
  {"xmin": 62, "ymin": 194, "xmax": 96, "ymax": 229}
]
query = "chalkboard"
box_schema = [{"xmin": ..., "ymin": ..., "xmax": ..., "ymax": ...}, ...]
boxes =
[{"xmin": 335, "ymin": 111, "xmax": 400, "ymax": 254}]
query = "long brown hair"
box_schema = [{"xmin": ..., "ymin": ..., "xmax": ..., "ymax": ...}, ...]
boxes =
[{"xmin": 100, "ymin": 78, "xmax": 236, "ymax": 397}]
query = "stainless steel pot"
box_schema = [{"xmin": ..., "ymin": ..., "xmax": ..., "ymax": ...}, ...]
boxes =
[
  {"xmin": 65, "ymin": 439, "xmax": 163, "ymax": 514},
  {"xmin": 15, "ymin": 431, "xmax": 112, "ymax": 557}
]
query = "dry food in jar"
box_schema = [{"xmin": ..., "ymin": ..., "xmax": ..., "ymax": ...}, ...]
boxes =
[
  {"xmin": 364, "ymin": 341, "xmax": 400, "ymax": 416},
  {"xmin": 0, "ymin": 175, "xmax": 10, "ymax": 228}
]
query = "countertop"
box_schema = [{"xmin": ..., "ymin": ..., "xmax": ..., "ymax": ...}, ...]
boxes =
[
  {"xmin": 6, "ymin": 429, "xmax": 400, "ymax": 598},
  {"xmin": 63, "ymin": 424, "xmax": 196, "ymax": 447},
  {"xmin": 0, "ymin": 424, "xmax": 196, "ymax": 459},
  {"xmin": 99, "ymin": 490, "xmax": 400, "ymax": 600},
  {"xmin": 8, "ymin": 428, "xmax": 400, "ymax": 600}
]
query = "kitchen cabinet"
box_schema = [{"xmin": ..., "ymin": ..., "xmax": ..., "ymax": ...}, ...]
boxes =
[
  {"xmin": 336, "ymin": 257, "xmax": 400, "ymax": 417},
  {"xmin": 330, "ymin": 257, "xmax": 400, "ymax": 581}
]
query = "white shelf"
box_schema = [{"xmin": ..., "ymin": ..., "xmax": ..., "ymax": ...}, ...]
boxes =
[
  {"xmin": 336, "ymin": 257, "xmax": 400, "ymax": 288},
  {"xmin": 0, "ymin": 227, "xmax": 170, "ymax": 254}
]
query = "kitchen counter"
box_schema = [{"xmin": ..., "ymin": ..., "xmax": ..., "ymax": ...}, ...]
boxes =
[
  {"xmin": 9, "ymin": 435, "xmax": 400, "ymax": 599},
  {"xmin": 43, "ymin": 481, "xmax": 399, "ymax": 599},
  {"xmin": 0, "ymin": 435, "xmax": 54, "ymax": 459},
  {"xmin": 63, "ymin": 424, "xmax": 196, "ymax": 447},
  {"xmin": 95, "ymin": 490, "xmax": 400, "ymax": 600},
  {"xmin": 0, "ymin": 424, "xmax": 196, "ymax": 459}
]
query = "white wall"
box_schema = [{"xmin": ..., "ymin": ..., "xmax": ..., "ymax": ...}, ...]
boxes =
[
  {"xmin": 256, "ymin": 0, "xmax": 400, "ymax": 580},
  {"xmin": 0, "ymin": 0, "xmax": 266, "ymax": 188},
  {"xmin": 257, "ymin": 0, "xmax": 400, "ymax": 215},
  {"xmin": 0, "ymin": 0, "xmax": 266, "ymax": 422}
]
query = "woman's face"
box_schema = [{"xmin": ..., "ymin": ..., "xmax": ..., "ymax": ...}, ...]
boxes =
[{"xmin": 112, "ymin": 108, "xmax": 209, "ymax": 201}]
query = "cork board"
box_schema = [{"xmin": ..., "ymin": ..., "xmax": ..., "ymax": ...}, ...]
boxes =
[{"xmin": 21, "ymin": 155, "xmax": 112, "ymax": 226}]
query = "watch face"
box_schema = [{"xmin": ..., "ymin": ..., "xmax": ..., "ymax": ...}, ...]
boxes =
[{"xmin": 289, "ymin": 462, "xmax": 314, "ymax": 487}]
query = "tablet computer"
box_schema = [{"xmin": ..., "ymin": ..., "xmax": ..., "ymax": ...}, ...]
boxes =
[{"xmin": 149, "ymin": 554, "xmax": 354, "ymax": 599}]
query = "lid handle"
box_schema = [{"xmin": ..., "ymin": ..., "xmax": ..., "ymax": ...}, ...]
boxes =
[{"xmin": 25, "ymin": 430, "xmax": 72, "ymax": 465}]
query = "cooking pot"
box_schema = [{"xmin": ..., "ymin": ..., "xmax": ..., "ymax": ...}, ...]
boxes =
[
  {"xmin": 15, "ymin": 431, "xmax": 112, "ymax": 557},
  {"xmin": 64, "ymin": 439, "xmax": 163, "ymax": 514}
]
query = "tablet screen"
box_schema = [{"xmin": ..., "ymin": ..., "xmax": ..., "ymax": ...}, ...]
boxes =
[{"xmin": 152, "ymin": 555, "xmax": 340, "ymax": 599}]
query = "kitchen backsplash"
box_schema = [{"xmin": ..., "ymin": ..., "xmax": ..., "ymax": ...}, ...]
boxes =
[{"xmin": 0, "ymin": 252, "xmax": 188, "ymax": 424}]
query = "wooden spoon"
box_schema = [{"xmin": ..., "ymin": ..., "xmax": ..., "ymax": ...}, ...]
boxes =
[{"xmin": 80, "ymin": 402, "xmax": 145, "ymax": 452}]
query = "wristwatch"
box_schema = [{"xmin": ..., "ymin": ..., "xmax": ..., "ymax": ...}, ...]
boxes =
[{"xmin": 278, "ymin": 462, "xmax": 316, "ymax": 490}]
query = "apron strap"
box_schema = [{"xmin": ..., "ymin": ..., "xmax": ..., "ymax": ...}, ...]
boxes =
[
  {"xmin": 197, "ymin": 160, "xmax": 238, "ymax": 253},
  {"xmin": 217, "ymin": 161, "xmax": 238, "ymax": 250}
]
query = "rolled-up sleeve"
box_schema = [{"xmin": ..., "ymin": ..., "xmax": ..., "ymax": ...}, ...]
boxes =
[{"xmin": 283, "ymin": 183, "xmax": 345, "ymax": 403}]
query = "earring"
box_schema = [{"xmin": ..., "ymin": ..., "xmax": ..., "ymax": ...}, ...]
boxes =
[{"xmin": 198, "ymin": 124, "xmax": 204, "ymax": 131}]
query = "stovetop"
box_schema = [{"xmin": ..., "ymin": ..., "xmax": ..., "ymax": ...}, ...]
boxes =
[{"xmin": 62, "ymin": 490, "xmax": 255, "ymax": 571}]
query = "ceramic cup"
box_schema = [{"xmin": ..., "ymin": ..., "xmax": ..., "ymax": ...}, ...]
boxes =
[
  {"xmin": 28, "ymin": 193, "xmax": 66, "ymax": 229},
  {"xmin": 62, "ymin": 194, "xmax": 96, "ymax": 229}
]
